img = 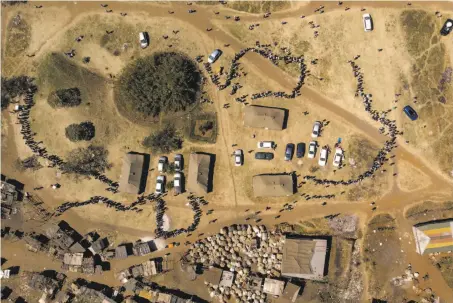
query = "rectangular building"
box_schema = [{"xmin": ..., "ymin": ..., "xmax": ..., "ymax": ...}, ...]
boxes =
[
  {"xmin": 118, "ymin": 153, "xmax": 146, "ymax": 194},
  {"xmin": 281, "ymin": 237, "xmax": 328, "ymax": 280},
  {"xmin": 187, "ymin": 153, "xmax": 213, "ymax": 194},
  {"xmin": 412, "ymin": 220, "xmax": 453, "ymax": 255}
]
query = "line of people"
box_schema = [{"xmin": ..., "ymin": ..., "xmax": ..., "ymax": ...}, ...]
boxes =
[
  {"xmin": 303, "ymin": 57, "xmax": 403, "ymax": 186},
  {"xmin": 15, "ymin": 89, "xmax": 119, "ymax": 193}
]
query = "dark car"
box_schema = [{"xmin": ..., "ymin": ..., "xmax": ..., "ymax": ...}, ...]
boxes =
[
  {"xmin": 296, "ymin": 143, "xmax": 305, "ymax": 158},
  {"xmin": 440, "ymin": 19, "xmax": 453, "ymax": 36},
  {"xmin": 285, "ymin": 143, "xmax": 295, "ymax": 161},
  {"xmin": 255, "ymin": 152, "xmax": 274, "ymax": 160},
  {"xmin": 403, "ymin": 105, "xmax": 418, "ymax": 121}
]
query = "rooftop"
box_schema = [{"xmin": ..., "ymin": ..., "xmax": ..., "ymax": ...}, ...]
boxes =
[
  {"xmin": 187, "ymin": 153, "xmax": 213, "ymax": 194},
  {"xmin": 118, "ymin": 153, "xmax": 146, "ymax": 194},
  {"xmin": 413, "ymin": 220, "xmax": 453, "ymax": 255},
  {"xmin": 252, "ymin": 174, "xmax": 295, "ymax": 197},
  {"xmin": 244, "ymin": 105, "xmax": 286, "ymax": 130}
]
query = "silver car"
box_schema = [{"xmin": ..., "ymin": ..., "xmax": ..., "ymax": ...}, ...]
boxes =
[
  {"xmin": 174, "ymin": 173, "xmax": 183, "ymax": 194},
  {"xmin": 155, "ymin": 175, "xmax": 165, "ymax": 194},
  {"xmin": 311, "ymin": 121, "xmax": 322, "ymax": 138},
  {"xmin": 208, "ymin": 49, "xmax": 222, "ymax": 64}
]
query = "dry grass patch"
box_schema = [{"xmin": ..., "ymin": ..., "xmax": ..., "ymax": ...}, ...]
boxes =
[
  {"xmin": 4, "ymin": 14, "xmax": 31, "ymax": 57},
  {"xmin": 405, "ymin": 200, "xmax": 453, "ymax": 224}
]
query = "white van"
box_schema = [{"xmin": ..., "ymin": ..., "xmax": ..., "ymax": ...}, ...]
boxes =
[
  {"xmin": 363, "ymin": 14, "xmax": 373, "ymax": 32},
  {"xmin": 139, "ymin": 32, "xmax": 149, "ymax": 48}
]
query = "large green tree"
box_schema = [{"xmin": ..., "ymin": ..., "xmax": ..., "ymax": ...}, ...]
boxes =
[{"xmin": 116, "ymin": 52, "xmax": 201, "ymax": 117}]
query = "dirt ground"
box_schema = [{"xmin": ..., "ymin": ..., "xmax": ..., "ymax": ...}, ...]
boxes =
[{"xmin": 2, "ymin": 1, "xmax": 453, "ymax": 302}]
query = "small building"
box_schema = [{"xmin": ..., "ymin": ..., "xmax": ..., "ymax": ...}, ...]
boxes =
[
  {"xmin": 249, "ymin": 276, "xmax": 263, "ymax": 291},
  {"xmin": 115, "ymin": 246, "xmax": 128, "ymax": 259},
  {"xmin": 412, "ymin": 220, "xmax": 453, "ymax": 255},
  {"xmin": 133, "ymin": 241, "xmax": 152, "ymax": 256},
  {"xmin": 244, "ymin": 105, "xmax": 286, "ymax": 130},
  {"xmin": 252, "ymin": 174, "xmax": 295, "ymax": 197},
  {"xmin": 69, "ymin": 242, "xmax": 86, "ymax": 253},
  {"xmin": 263, "ymin": 278, "xmax": 285, "ymax": 296},
  {"xmin": 187, "ymin": 153, "xmax": 213, "ymax": 194},
  {"xmin": 142, "ymin": 260, "xmax": 158, "ymax": 276},
  {"xmin": 63, "ymin": 253, "xmax": 83, "ymax": 267},
  {"xmin": 219, "ymin": 270, "xmax": 234, "ymax": 287},
  {"xmin": 118, "ymin": 153, "xmax": 146, "ymax": 194},
  {"xmin": 157, "ymin": 292, "xmax": 172, "ymax": 303},
  {"xmin": 281, "ymin": 237, "xmax": 328, "ymax": 280},
  {"xmin": 90, "ymin": 238, "xmax": 107, "ymax": 254}
]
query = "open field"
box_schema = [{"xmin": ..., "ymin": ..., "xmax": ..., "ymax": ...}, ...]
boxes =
[{"xmin": 1, "ymin": 1, "xmax": 453, "ymax": 302}]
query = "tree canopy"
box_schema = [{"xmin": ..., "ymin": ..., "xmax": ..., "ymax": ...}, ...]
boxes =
[
  {"xmin": 116, "ymin": 52, "xmax": 201, "ymax": 118},
  {"xmin": 61, "ymin": 145, "xmax": 111, "ymax": 176},
  {"xmin": 143, "ymin": 124, "xmax": 183, "ymax": 153},
  {"xmin": 65, "ymin": 121, "xmax": 95, "ymax": 142},
  {"xmin": 48, "ymin": 87, "xmax": 82, "ymax": 108}
]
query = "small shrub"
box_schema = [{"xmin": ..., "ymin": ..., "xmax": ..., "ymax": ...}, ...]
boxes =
[
  {"xmin": 199, "ymin": 121, "xmax": 214, "ymax": 135},
  {"xmin": 167, "ymin": 181, "xmax": 174, "ymax": 190},
  {"xmin": 48, "ymin": 87, "xmax": 81, "ymax": 108},
  {"xmin": 61, "ymin": 145, "xmax": 111, "ymax": 176},
  {"xmin": 309, "ymin": 166, "xmax": 319, "ymax": 173},
  {"xmin": 65, "ymin": 121, "xmax": 95, "ymax": 142},
  {"xmin": 143, "ymin": 124, "xmax": 183, "ymax": 153},
  {"xmin": 15, "ymin": 156, "xmax": 42, "ymax": 172}
]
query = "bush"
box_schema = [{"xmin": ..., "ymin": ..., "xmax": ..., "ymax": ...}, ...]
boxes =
[
  {"xmin": 116, "ymin": 52, "xmax": 201, "ymax": 118},
  {"xmin": 61, "ymin": 145, "xmax": 111, "ymax": 176},
  {"xmin": 199, "ymin": 121, "xmax": 214, "ymax": 135},
  {"xmin": 48, "ymin": 87, "xmax": 81, "ymax": 108},
  {"xmin": 143, "ymin": 124, "xmax": 183, "ymax": 153},
  {"xmin": 15, "ymin": 156, "xmax": 42, "ymax": 172},
  {"xmin": 65, "ymin": 121, "xmax": 95, "ymax": 142},
  {"xmin": 1, "ymin": 76, "xmax": 35, "ymax": 110}
]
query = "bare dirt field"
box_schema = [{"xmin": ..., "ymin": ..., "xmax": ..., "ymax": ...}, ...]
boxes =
[{"xmin": 2, "ymin": 1, "xmax": 453, "ymax": 302}]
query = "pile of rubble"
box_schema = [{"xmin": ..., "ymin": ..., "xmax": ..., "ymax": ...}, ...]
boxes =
[
  {"xmin": 186, "ymin": 225, "xmax": 286, "ymax": 303},
  {"xmin": 187, "ymin": 225, "xmax": 284, "ymax": 275}
]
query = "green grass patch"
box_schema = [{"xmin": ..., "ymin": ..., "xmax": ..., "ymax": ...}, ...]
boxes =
[{"xmin": 5, "ymin": 14, "xmax": 31, "ymax": 57}]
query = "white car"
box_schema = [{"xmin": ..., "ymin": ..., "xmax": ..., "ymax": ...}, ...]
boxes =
[
  {"xmin": 363, "ymin": 14, "xmax": 373, "ymax": 32},
  {"xmin": 318, "ymin": 147, "xmax": 328, "ymax": 166},
  {"xmin": 257, "ymin": 141, "xmax": 275, "ymax": 149},
  {"xmin": 208, "ymin": 49, "xmax": 222, "ymax": 64},
  {"xmin": 311, "ymin": 121, "xmax": 322, "ymax": 138},
  {"xmin": 157, "ymin": 156, "xmax": 168, "ymax": 172},
  {"xmin": 174, "ymin": 154, "xmax": 183, "ymax": 171},
  {"xmin": 155, "ymin": 175, "xmax": 165, "ymax": 194},
  {"xmin": 333, "ymin": 148, "xmax": 343, "ymax": 167},
  {"xmin": 139, "ymin": 32, "xmax": 149, "ymax": 48},
  {"xmin": 174, "ymin": 173, "xmax": 182, "ymax": 194},
  {"xmin": 234, "ymin": 149, "xmax": 243, "ymax": 166},
  {"xmin": 308, "ymin": 141, "xmax": 317, "ymax": 159}
]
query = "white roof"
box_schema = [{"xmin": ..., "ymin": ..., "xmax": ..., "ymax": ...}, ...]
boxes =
[
  {"xmin": 219, "ymin": 271, "xmax": 234, "ymax": 287},
  {"xmin": 263, "ymin": 278, "xmax": 285, "ymax": 296}
]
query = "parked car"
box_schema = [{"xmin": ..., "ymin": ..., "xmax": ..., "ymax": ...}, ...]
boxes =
[
  {"xmin": 311, "ymin": 121, "xmax": 322, "ymax": 138},
  {"xmin": 440, "ymin": 19, "xmax": 453, "ymax": 36},
  {"xmin": 208, "ymin": 49, "xmax": 222, "ymax": 64},
  {"xmin": 403, "ymin": 105, "xmax": 418, "ymax": 121},
  {"xmin": 157, "ymin": 156, "xmax": 168, "ymax": 172},
  {"xmin": 174, "ymin": 173, "xmax": 183, "ymax": 194},
  {"xmin": 296, "ymin": 143, "xmax": 306, "ymax": 158},
  {"xmin": 174, "ymin": 154, "xmax": 183, "ymax": 171},
  {"xmin": 362, "ymin": 13, "xmax": 373, "ymax": 32},
  {"xmin": 257, "ymin": 141, "xmax": 275, "ymax": 149},
  {"xmin": 139, "ymin": 32, "xmax": 149, "ymax": 48},
  {"xmin": 307, "ymin": 141, "xmax": 317, "ymax": 159},
  {"xmin": 155, "ymin": 175, "xmax": 165, "ymax": 194},
  {"xmin": 318, "ymin": 147, "xmax": 328, "ymax": 166},
  {"xmin": 332, "ymin": 148, "xmax": 343, "ymax": 167},
  {"xmin": 234, "ymin": 149, "xmax": 243, "ymax": 166},
  {"xmin": 285, "ymin": 143, "xmax": 295, "ymax": 161},
  {"xmin": 255, "ymin": 152, "xmax": 274, "ymax": 160}
]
